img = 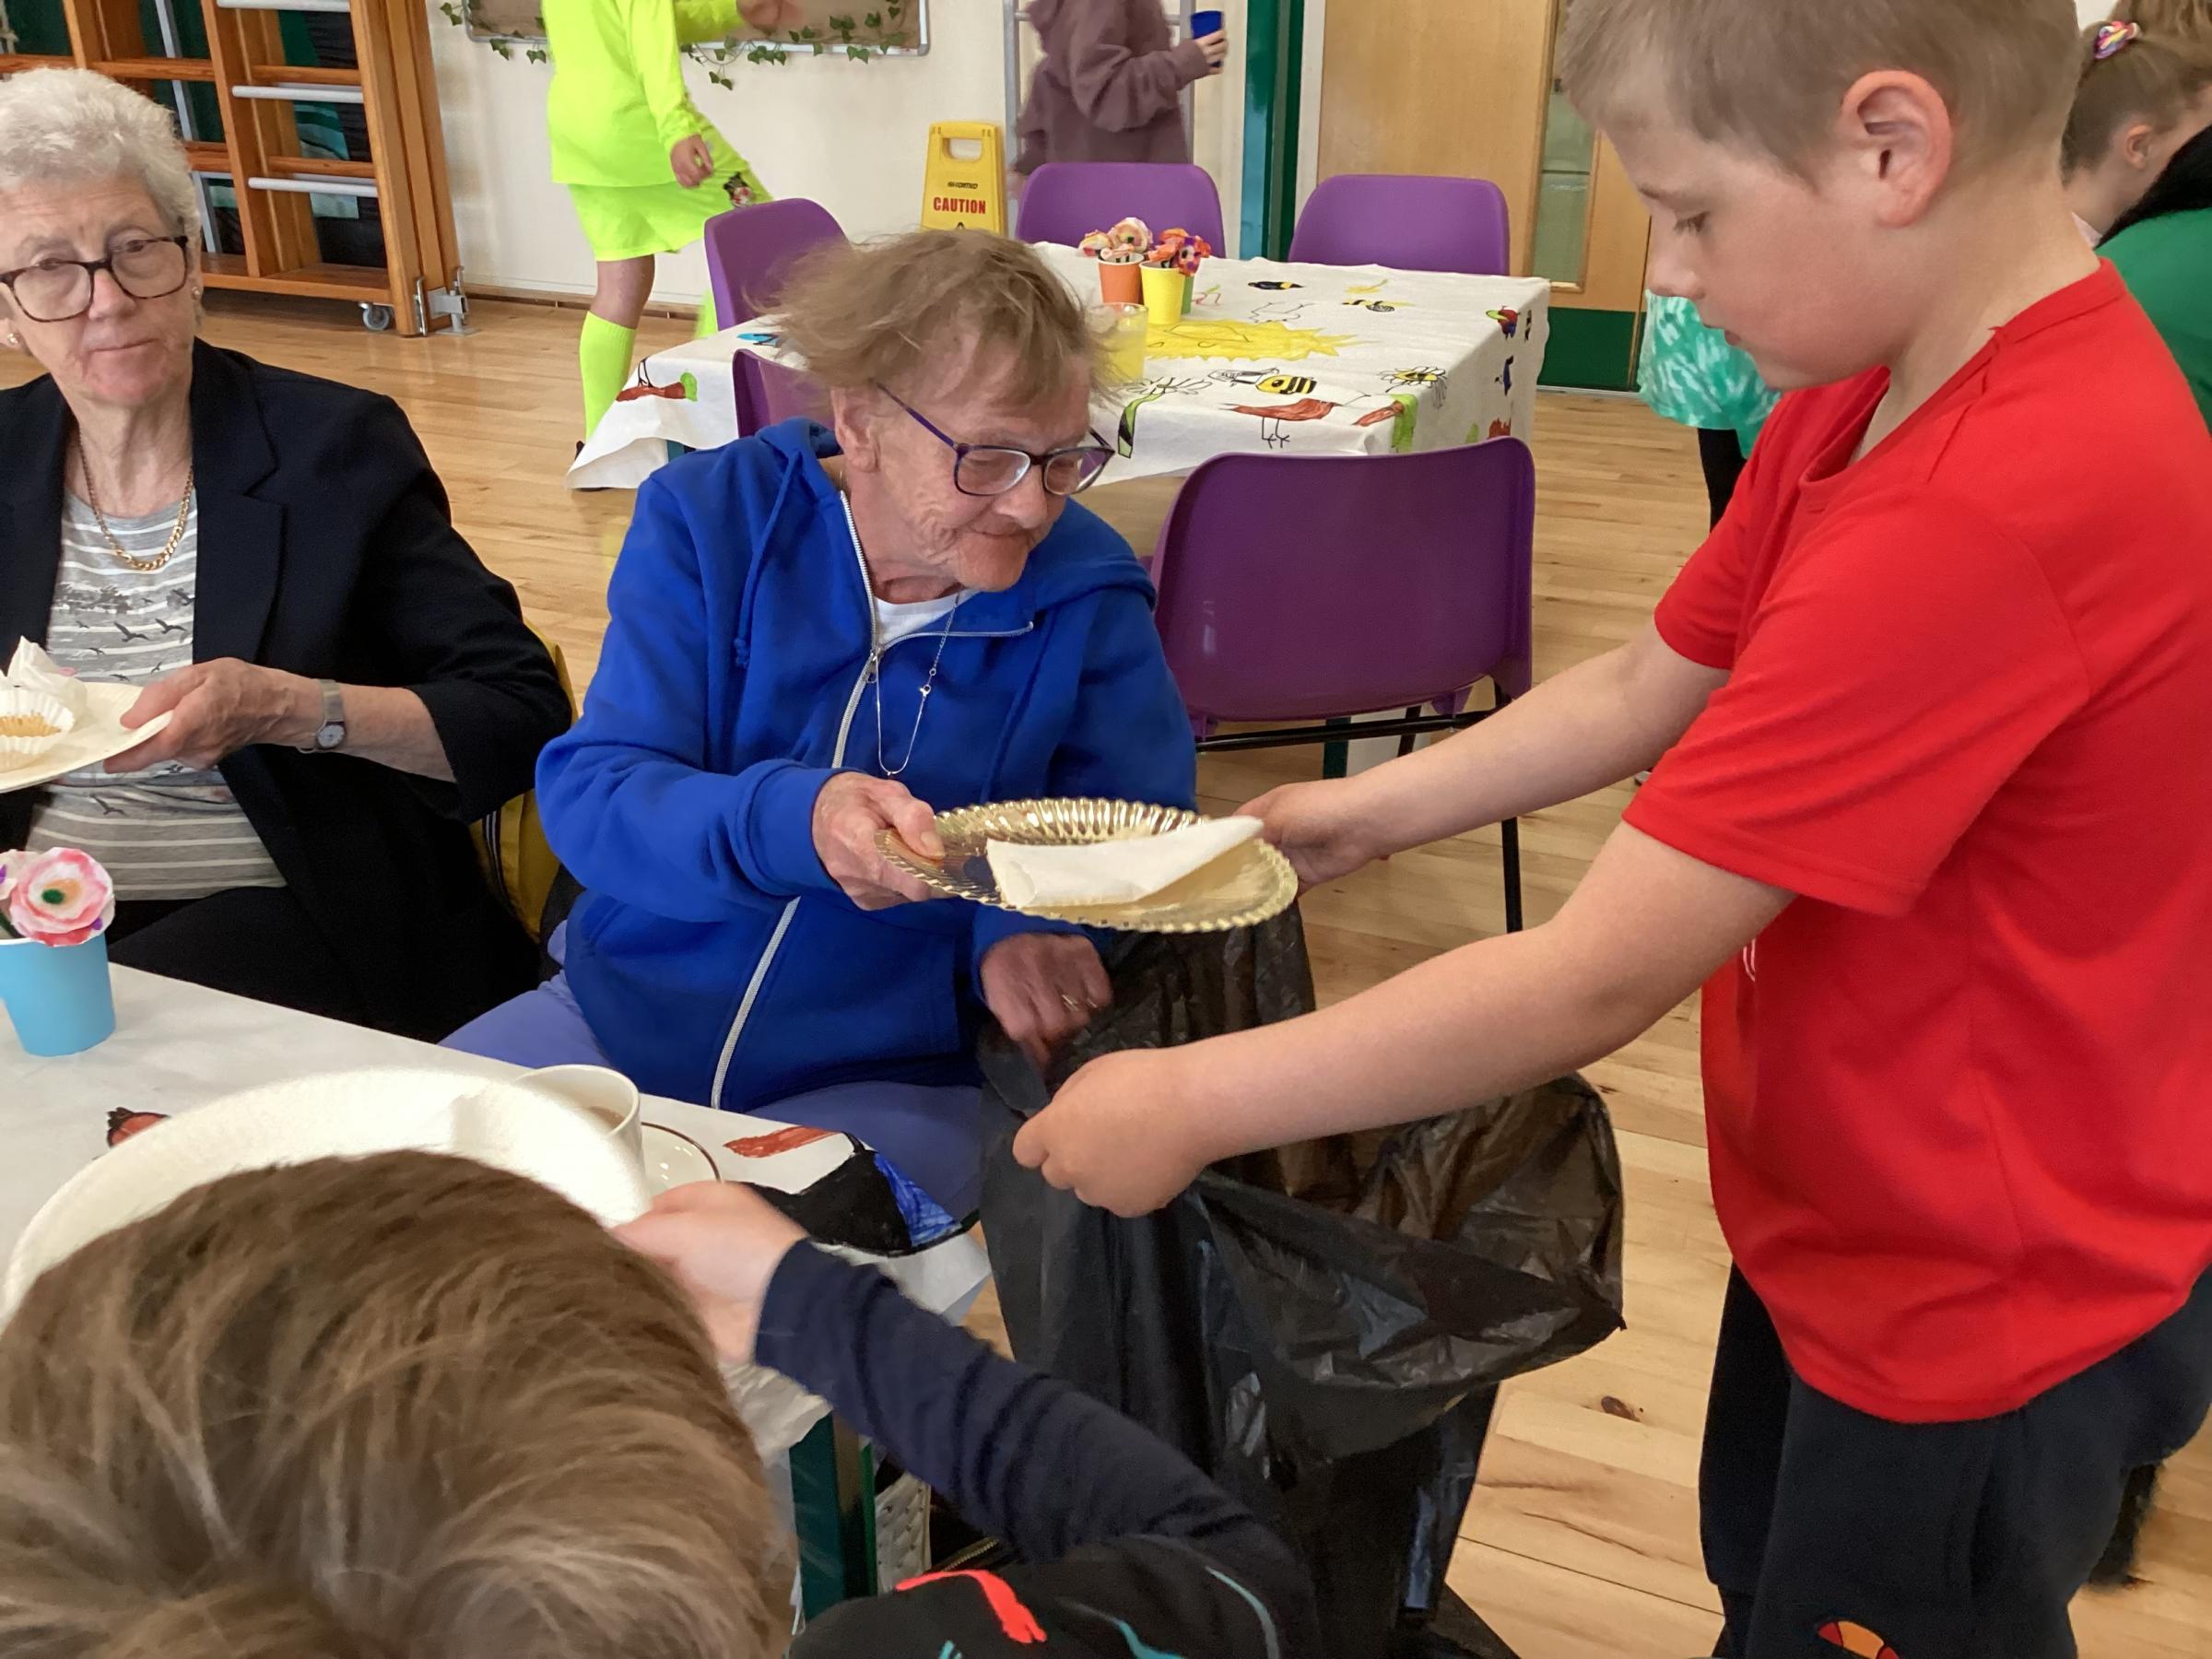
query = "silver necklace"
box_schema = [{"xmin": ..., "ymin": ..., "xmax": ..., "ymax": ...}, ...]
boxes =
[
  {"xmin": 872, "ymin": 597, "xmax": 963, "ymax": 778},
  {"xmin": 844, "ymin": 499, "xmax": 963, "ymax": 778}
]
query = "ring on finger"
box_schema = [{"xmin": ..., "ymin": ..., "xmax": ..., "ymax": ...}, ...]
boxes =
[{"xmin": 1060, "ymin": 993, "xmax": 1089, "ymax": 1014}]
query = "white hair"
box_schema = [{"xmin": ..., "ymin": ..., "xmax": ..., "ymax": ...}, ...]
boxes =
[{"xmin": 0, "ymin": 68, "xmax": 199, "ymax": 243}]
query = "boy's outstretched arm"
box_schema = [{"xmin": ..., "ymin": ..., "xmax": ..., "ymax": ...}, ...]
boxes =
[
  {"xmin": 1013, "ymin": 822, "xmax": 1788, "ymax": 1216},
  {"xmin": 1248, "ymin": 622, "xmax": 1729, "ymax": 891}
]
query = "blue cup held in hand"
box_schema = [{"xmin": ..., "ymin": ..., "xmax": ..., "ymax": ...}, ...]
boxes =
[
  {"xmin": 1191, "ymin": 9, "xmax": 1223, "ymax": 41},
  {"xmin": 0, "ymin": 933, "xmax": 118, "ymax": 1057}
]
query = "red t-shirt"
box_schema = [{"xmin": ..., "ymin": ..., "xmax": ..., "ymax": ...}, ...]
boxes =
[{"xmin": 1625, "ymin": 265, "xmax": 2212, "ymax": 1423}]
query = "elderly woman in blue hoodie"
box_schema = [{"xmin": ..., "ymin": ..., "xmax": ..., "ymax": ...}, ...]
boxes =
[{"xmin": 448, "ymin": 231, "xmax": 1195, "ymax": 1217}]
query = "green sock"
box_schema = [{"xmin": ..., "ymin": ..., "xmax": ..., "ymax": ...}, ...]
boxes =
[
  {"xmin": 579, "ymin": 312, "xmax": 638, "ymax": 439},
  {"xmin": 694, "ymin": 289, "xmax": 719, "ymax": 338}
]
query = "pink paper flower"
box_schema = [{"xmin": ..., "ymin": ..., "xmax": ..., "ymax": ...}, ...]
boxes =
[
  {"xmin": 1078, "ymin": 229, "xmax": 1113, "ymax": 260},
  {"xmin": 1104, "ymin": 218, "xmax": 1151, "ymax": 255},
  {"xmin": 4, "ymin": 848, "xmax": 115, "ymax": 947}
]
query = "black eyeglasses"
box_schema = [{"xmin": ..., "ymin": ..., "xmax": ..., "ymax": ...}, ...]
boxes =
[
  {"xmin": 0, "ymin": 234, "xmax": 192, "ymax": 324},
  {"xmin": 876, "ymin": 382, "xmax": 1112, "ymax": 498}
]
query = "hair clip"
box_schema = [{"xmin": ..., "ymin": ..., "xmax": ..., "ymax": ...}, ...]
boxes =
[{"xmin": 2094, "ymin": 19, "xmax": 2143, "ymax": 59}]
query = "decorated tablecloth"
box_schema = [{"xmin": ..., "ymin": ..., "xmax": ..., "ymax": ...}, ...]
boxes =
[
  {"xmin": 568, "ymin": 248, "xmax": 1551, "ymax": 490},
  {"xmin": 0, "ymin": 966, "xmax": 989, "ymax": 1450}
]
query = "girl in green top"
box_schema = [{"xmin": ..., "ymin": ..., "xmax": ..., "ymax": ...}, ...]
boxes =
[
  {"xmin": 2106, "ymin": 130, "xmax": 2212, "ymax": 429},
  {"xmin": 1637, "ymin": 293, "xmax": 1779, "ymax": 528},
  {"xmin": 546, "ymin": 0, "xmax": 792, "ymax": 441}
]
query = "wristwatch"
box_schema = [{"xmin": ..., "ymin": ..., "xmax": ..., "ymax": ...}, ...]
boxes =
[{"xmin": 298, "ymin": 678, "xmax": 347, "ymax": 753}]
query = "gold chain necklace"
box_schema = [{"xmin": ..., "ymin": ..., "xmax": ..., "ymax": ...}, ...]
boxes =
[{"xmin": 77, "ymin": 448, "xmax": 195, "ymax": 574}]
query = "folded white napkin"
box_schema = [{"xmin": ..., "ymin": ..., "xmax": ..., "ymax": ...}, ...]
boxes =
[
  {"xmin": 987, "ymin": 816, "xmax": 1264, "ymax": 909},
  {"xmin": 4, "ymin": 640, "xmax": 89, "ymax": 720}
]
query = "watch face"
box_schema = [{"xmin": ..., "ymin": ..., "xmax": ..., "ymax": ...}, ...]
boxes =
[{"xmin": 316, "ymin": 724, "xmax": 346, "ymax": 750}]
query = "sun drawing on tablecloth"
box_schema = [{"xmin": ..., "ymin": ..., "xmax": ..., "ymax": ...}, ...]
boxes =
[{"xmin": 1145, "ymin": 318, "xmax": 1359, "ymax": 363}]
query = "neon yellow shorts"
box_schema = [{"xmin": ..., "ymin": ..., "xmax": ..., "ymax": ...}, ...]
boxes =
[{"xmin": 566, "ymin": 145, "xmax": 771, "ymax": 262}]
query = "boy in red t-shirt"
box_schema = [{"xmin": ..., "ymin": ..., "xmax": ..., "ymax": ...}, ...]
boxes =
[{"xmin": 1011, "ymin": 0, "xmax": 2212, "ymax": 1650}]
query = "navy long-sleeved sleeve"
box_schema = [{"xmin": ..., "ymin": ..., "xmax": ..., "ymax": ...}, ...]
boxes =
[{"xmin": 759, "ymin": 1242, "xmax": 1317, "ymax": 1657}]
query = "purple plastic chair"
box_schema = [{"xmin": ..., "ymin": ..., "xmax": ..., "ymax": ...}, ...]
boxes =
[
  {"xmin": 1016, "ymin": 162, "xmax": 1229, "ymax": 253},
  {"xmin": 703, "ymin": 197, "xmax": 846, "ymax": 330},
  {"xmin": 732, "ymin": 351, "xmax": 831, "ymax": 439},
  {"xmin": 1151, "ymin": 441, "xmax": 1535, "ymax": 928},
  {"xmin": 1288, "ymin": 173, "xmax": 1512, "ymax": 276}
]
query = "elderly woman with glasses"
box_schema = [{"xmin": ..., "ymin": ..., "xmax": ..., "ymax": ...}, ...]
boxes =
[
  {"xmin": 448, "ymin": 230, "xmax": 1196, "ymax": 1217},
  {"xmin": 0, "ymin": 71, "xmax": 571, "ymax": 1038}
]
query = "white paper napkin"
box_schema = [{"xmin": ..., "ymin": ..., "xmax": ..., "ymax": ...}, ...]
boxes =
[
  {"xmin": 987, "ymin": 816, "xmax": 1264, "ymax": 909},
  {"xmin": 3, "ymin": 641, "xmax": 88, "ymax": 722}
]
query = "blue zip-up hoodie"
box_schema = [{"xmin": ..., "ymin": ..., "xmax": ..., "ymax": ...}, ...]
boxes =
[{"xmin": 537, "ymin": 422, "xmax": 1198, "ymax": 1112}]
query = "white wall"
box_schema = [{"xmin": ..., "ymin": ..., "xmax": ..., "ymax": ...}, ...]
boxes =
[
  {"xmin": 2079, "ymin": 0, "xmax": 2111, "ymax": 19},
  {"xmin": 429, "ymin": 0, "xmax": 1014, "ymax": 303},
  {"xmin": 429, "ymin": 0, "xmax": 1246, "ymax": 301}
]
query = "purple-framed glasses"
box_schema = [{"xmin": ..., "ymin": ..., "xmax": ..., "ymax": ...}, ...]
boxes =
[{"xmin": 875, "ymin": 382, "xmax": 1113, "ymax": 498}]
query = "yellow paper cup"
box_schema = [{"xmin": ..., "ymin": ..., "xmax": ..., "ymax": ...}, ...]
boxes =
[{"xmin": 1141, "ymin": 265, "xmax": 1189, "ymax": 329}]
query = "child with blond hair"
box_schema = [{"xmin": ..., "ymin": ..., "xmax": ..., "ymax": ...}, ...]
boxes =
[
  {"xmin": 1012, "ymin": 1, "xmax": 2212, "ymax": 1653},
  {"xmin": 2075, "ymin": 15, "xmax": 2212, "ymax": 426},
  {"xmin": 2063, "ymin": 17, "xmax": 2212, "ymax": 240}
]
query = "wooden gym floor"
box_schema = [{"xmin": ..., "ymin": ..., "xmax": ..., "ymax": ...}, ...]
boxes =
[{"xmin": 7, "ymin": 295, "xmax": 2206, "ymax": 1658}]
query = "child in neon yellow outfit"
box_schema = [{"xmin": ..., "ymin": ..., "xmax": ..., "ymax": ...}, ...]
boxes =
[{"xmin": 545, "ymin": 0, "xmax": 791, "ymax": 440}]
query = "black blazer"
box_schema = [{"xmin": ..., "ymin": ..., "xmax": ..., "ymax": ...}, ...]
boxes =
[{"xmin": 0, "ymin": 342, "xmax": 572, "ymax": 1040}]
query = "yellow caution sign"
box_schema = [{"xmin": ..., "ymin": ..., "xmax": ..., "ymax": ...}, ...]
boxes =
[{"xmin": 920, "ymin": 122, "xmax": 1007, "ymax": 234}]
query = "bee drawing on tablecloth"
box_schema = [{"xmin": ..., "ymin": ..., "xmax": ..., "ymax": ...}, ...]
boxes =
[
  {"xmin": 1385, "ymin": 366, "xmax": 1449, "ymax": 394},
  {"xmin": 1343, "ymin": 298, "xmax": 1403, "ymax": 313},
  {"xmin": 1213, "ymin": 369, "xmax": 1419, "ymax": 452},
  {"xmin": 1248, "ymin": 279, "xmax": 1304, "ymax": 290},
  {"xmin": 1116, "ymin": 375, "xmax": 1212, "ymax": 457}
]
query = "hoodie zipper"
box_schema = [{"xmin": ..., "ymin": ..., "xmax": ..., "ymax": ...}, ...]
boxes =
[{"xmin": 706, "ymin": 493, "xmax": 1032, "ymax": 1109}]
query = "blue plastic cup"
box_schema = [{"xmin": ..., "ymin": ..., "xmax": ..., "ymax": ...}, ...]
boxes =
[
  {"xmin": 0, "ymin": 932, "xmax": 118, "ymax": 1057},
  {"xmin": 1191, "ymin": 8, "xmax": 1223, "ymax": 39}
]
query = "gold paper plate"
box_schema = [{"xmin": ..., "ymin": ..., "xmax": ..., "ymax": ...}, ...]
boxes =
[{"xmin": 877, "ymin": 798, "xmax": 1297, "ymax": 934}]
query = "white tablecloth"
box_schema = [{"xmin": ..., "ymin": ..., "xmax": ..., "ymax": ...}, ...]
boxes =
[
  {"xmin": 0, "ymin": 966, "xmax": 991, "ymax": 1453},
  {"xmin": 569, "ymin": 250, "xmax": 1552, "ymax": 491}
]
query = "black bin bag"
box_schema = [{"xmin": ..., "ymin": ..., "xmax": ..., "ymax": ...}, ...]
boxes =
[{"xmin": 980, "ymin": 911, "xmax": 1626, "ymax": 1656}]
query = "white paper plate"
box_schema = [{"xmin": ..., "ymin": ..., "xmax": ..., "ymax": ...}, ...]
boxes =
[
  {"xmin": 2, "ymin": 1065, "xmax": 653, "ymax": 1311},
  {"xmin": 0, "ymin": 680, "xmax": 174, "ymax": 794}
]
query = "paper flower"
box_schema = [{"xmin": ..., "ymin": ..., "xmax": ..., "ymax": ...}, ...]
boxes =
[
  {"xmin": 2, "ymin": 847, "xmax": 115, "ymax": 947},
  {"xmin": 1077, "ymin": 229, "xmax": 1113, "ymax": 260},
  {"xmin": 1103, "ymin": 218, "xmax": 1151, "ymax": 258},
  {"xmin": 1146, "ymin": 229, "xmax": 1211, "ymax": 270}
]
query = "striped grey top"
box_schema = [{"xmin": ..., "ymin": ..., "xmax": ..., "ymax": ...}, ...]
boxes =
[{"xmin": 24, "ymin": 494, "xmax": 286, "ymax": 900}]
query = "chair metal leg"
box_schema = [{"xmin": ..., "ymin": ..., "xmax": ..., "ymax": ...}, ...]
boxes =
[
  {"xmin": 1395, "ymin": 706, "xmax": 1424, "ymax": 759},
  {"xmin": 1500, "ymin": 816, "xmax": 1524, "ymax": 934}
]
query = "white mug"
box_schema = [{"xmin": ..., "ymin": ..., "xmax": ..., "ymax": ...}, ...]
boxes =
[{"xmin": 518, "ymin": 1065, "xmax": 644, "ymax": 1177}]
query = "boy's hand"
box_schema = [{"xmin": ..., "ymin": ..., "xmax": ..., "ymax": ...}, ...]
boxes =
[
  {"xmin": 670, "ymin": 135, "xmax": 713, "ymax": 188},
  {"xmin": 1241, "ymin": 778, "xmax": 1382, "ymax": 891},
  {"xmin": 616, "ymin": 1182, "xmax": 808, "ymax": 1365},
  {"xmin": 1012, "ymin": 1048, "xmax": 1211, "ymax": 1217},
  {"xmin": 1196, "ymin": 30, "xmax": 1230, "ymax": 71}
]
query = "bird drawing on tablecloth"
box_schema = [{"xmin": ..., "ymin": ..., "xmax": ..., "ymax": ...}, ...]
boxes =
[{"xmin": 1488, "ymin": 307, "xmax": 1521, "ymax": 338}]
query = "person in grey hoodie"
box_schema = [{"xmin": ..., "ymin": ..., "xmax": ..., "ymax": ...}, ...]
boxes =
[{"xmin": 1016, "ymin": 0, "xmax": 1228, "ymax": 175}]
